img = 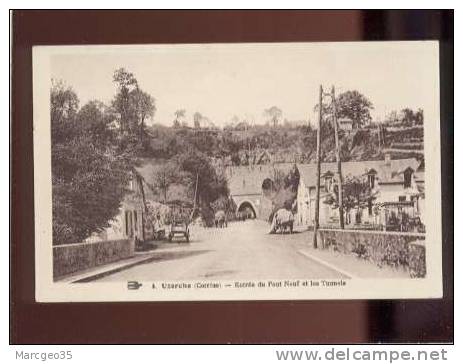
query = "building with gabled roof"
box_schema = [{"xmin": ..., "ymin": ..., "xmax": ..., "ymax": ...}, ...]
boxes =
[
  {"xmin": 86, "ymin": 160, "xmax": 183, "ymax": 244},
  {"xmin": 295, "ymin": 155, "xmax": 424, "ymax": 230}
]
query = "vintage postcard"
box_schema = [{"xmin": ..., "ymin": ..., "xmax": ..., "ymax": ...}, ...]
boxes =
[{"xmin": 33, "ymin": 41, "xmax": 442, "ymax": 302}]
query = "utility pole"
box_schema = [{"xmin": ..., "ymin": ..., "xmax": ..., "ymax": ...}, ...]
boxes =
[
  {"xmin": 331, "ymin": 86, "xmax": 344, "ymax": 229},
  {"xmin": 377, "ymin": 125, "xmax": 381, "ymax": 150},
  {"xmin": 313, "ymin": 85, "xmax": 322, "ymax": 249},
  {"xmin": 194, "ymin": 173, "xmax": 199, "ymax": 207},
  {"xmin": 191, "ymin": 173, "xmax": 199, "ymax": 221}
]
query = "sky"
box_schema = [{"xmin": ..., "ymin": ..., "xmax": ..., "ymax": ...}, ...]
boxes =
[{"xmin": 49, "ymin": 42, "xmax": 439, "ymax": 128}]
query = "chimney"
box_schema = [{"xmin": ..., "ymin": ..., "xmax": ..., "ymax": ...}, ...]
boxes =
[{"xmin": 384, "ymin": 153, "xmax": 391, "ymax": 166}]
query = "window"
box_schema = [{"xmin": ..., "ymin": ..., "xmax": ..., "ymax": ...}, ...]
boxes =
[
  {"xmin": 399, "ymin": 196, "xmax": 406, "ymax": 202},
  {"xmin": 125, "ymin": 211, "xmax": 134, "ymax": 238},
  {"xmin": 368, "ymin": 199, "xmax": 373, "ymax": 216},
  {"xmin": 125, "ymin": 211, "xmax": 130, "ymax": 236},
  {"xmin": 133, "ymin": 211, "xmax": 138, "ymax": 232},
  {"xmin": 368, "ymin": 174, "xmax": 375, "ymax": 188}
]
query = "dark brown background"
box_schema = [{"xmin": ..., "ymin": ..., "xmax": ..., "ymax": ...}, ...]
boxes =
[{"xmin": 11, "ymin": 10, "xmax": 453, "ymax": 344}]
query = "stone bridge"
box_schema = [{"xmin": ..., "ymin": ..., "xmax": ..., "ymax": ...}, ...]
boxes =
[{"xmin": 225, "ymin": 164, "xmax": 294, "ymax": 220}]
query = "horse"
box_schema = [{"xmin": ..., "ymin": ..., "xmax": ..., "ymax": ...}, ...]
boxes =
[
  {"xmin": 214, "ymin": 210, "xmax": 227, "ymax": 228},
  {"xmin": 270, "ymin": 208, "xmax": 294, "ymax": 234}
]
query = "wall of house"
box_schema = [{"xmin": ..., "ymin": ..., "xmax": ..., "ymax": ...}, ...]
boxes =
[
  {"xmin": 418, "ymin": 196, "xmax": 426, "ymax": 225},
  {"xmin": 295, "ymin": 179, "xmax": 311, "ymax": 226},
  {"xmin": 378, "ymin": 183, "xmax": 408, "ymax": 204},
  {"xmin": 85, "ymin": 206, "xmax": 145, "ymax": 243},
  {"xmin": 121, "ymin": 207, "xmax": 145, "ymax": 241},
  {"xmin": 318, "ymin": 229, "xmax": 426, "ymax": 277},
  {"xmin": 320, "ymin": 194, "xmax": 334, "ymax": 225},
  {"xmin": 298, "ymin": 186, "xmax": 396, "ymax": 229},
  {"xmin": 85, "ymin": 172, "xmax": 147, "ymax": 243},
  {"xmin": 53, "ymin": 238, "xmax": 135, "ymax": 279},
  {"xmin": 296, "ymin": 183, "xmax": 339, "ymax": 227},
  {"xmin": 377, "ymin": 182, "xmax": 424, "ymax": 225}
]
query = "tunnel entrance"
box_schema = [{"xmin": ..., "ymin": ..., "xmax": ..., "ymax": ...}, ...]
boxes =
[
  {"xmin": 237, "ymin": 201, "xmax": 257, "ymax": 219},
  {"xmin": 261, "ymin": 178, "xmax": 275, "ymax": 199}
]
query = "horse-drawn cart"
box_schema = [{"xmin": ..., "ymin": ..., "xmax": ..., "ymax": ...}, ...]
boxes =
[
  {"xmin": 166, "ymin": 200, "xmax": 192, "ymax": 243},
  {"xmin": 269, "ymin": 208, "xmax": 294, "ymax": 234},
  {"xmin": 168, "ymin": 219, "xmax": 190, "ymax": 242}
]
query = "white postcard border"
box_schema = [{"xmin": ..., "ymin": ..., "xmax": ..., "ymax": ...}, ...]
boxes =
[{"xmin": 33, "ymin": 42, "xmax": 443, "ymax": 302}]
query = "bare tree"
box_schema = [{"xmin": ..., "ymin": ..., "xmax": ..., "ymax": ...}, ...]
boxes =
[
  {"xmin": 173, "ymin": 109, "xmax": 186, "ymax": 128},
  {"xmin": 151, "ymin": 162, "xmax": 179, "ymax": 202},
  {"xmin": 264, "ymin": 106, "xmax": 283, "ymax": 127},
  {"xmin": 193, "ymin": 112, "xmax": 203, "ymax": 129}
]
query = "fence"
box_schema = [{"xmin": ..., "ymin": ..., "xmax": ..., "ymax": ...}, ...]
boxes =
[
  {"xmin": 318, "ymin": 229, "xmax": 426, "ymax": 278},
  {"xmin": 53, "ymin": 239, "xmax": 135, "ymax": 279}
]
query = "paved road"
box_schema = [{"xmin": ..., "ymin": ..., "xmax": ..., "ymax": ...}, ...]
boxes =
[{"xmin": 97, "ymin": 220, "xmax": 346, "ymax": 281}]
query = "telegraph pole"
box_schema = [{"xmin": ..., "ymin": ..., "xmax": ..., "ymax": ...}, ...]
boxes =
[
  {"xmin": 191, "ymin": 173, "xmax": 199, "ymax": 221},
  {"xmin": 331, "ymin": 86, "xmax": 344, "ymax": 229},
  {"xmin": 313, "ymin": 85, "xmax": 323, "ymax": 249}
]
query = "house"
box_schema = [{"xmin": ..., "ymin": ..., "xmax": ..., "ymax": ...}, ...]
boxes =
[
  {"xmin": 86, "ymin": 160, "xmax": 183, "ymax": 244},
  {"xmin": 85, "ymin": 168, "xmax": 153, "ymax": 243},
  {"xmin": 295, "ymin": 155, "xmax": 424, "ymax": 230}
]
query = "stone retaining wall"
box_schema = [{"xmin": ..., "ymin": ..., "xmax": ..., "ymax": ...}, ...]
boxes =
[
  {"xmin": 318, "ymin": 229, "xmax": 426, "ymax": 277},
  {"xmin": 53, "ymin": 239, "xmax": 135, "ymax": 279}
]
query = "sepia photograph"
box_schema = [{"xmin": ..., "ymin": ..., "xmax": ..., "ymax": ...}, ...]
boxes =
[{"xmin": 33, "ymin": 41, "xmax": 442, "ymax": 301}]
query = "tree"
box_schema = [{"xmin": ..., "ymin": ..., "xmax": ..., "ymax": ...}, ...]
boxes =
[
  {"xmin": 200, "ymin": 116, "xmax": 215, "ymax": 129},
  {"xmin": 52, "ymin": 138, "xmax": 131, "ymax": 245},
  {"xmin": 112, "ymin": 68, "xmax": 155, "ymax": 138},
  {"xmin": 77, "ymin": 100, "xmax": 115, "ymax": 144},
  {"xmin": 173, "ymin": 109, "xmax": 186, "ymax": 128},
  {"xmin": 324, "ymin": 175, "xmax": 377, "ymax": 223},
  {"xmin": 175, "ymin": 150, "xmax": 229, "ymax": 225},
  {"xmin": 50, "ymin": 79, "xmax": 80, "ymax": 143},
  {"xmin": 112, "ymin": 68, "xmax": 138, "ymax": 133},
  {"xmin": 133, "ymin": 88, "xmax": 155, "ymax": 138},
  {"xmin": 264, "ymin": 106, "xmax": 283, "ymax": 127},
  {"xmin": 235, "ymin": 120, "xmax": 250, "ymax": 131},
  {"xmin": 415, "ymin": 108, "xmax": 424, "ymax": 125},
  {"xmin": 193, "ymin": 112, "xmax": 203, "ymax": 129},
  {"xmin": 151, "ymin": 162, "xmax": 180, "ymax": 202},
  {"xmin": 177, "ymin": 150, "xmax": 229, "ymax": 207},
  {"xmin": 336, "ymin": 90, "xmax": 373, "ymax": 128},
  {"xmin": 401, "ymin": 108, "xmax": 415, "ymax": 125},
  {"xmin": 271, "ymin": 167, "xmax": 286, "ymax": 191},
  {"xmin": 51, "ymin": 79, "xmax": 79, "ymax": 125},
  {"xmin": 211, "ymin": 195, "xmax": 237, "ymax": 215},
  {"xmin": 283, "ymin": 164, "xmax": 300, "ymax": 192},
  {"xmin": 386, "ymin": 108, "xmax": 423, "ymax": 126},
  {"xmin": 51, "ymin": 81, "xmax": 133, "ymax": 245},
  {"xmin": 385, "ymin": 110, "xmax": 400, "ymax": 124}
]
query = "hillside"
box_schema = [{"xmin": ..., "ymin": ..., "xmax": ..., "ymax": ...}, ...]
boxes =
[{"xmin": 145, "ymin": 123, "xmax": 424, "ymax": 166}]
